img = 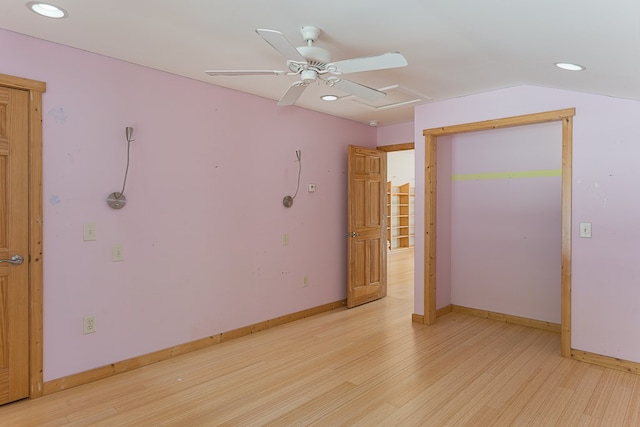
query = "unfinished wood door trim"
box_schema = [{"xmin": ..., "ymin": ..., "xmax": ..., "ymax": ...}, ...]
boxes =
[
  {"xmin": 0, "ymin": 73, "xmax": 45, "ymax": 398},
  {"xmin": 377, "ymin": 142, "xmax": 415, "ymax": 152},
  {"xmin": 422, "ymin": 108, "xmax": 575, "ymax": 357}
]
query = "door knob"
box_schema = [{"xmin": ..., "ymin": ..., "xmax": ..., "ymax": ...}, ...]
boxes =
[{"xmin": 0, "ymin": 255, "xmax": 24, "ymax": 265}]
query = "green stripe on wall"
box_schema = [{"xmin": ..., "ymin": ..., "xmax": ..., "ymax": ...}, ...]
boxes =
[{"xmin": 451, "ymin": 169, "xmax": 561, "ymax": 181}]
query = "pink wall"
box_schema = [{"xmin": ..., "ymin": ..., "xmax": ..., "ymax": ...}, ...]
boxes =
[
  {"xmin": 448, "ymin": 123, "xmax": 562, "ymax": 323},
  {"xmin": 436, "ymin": 137, "xmax": 452, "ymax": 310},
  {"xmin": 376, "ymin": 121, "xmax": 414, "ymax": 146},
  {"xmin": 415, "ymin": 85, "xmax": 640, "ymax": 363},
  {"xmin": 2, "ymin": 29, "xmax": 376, "ymax": 380}
]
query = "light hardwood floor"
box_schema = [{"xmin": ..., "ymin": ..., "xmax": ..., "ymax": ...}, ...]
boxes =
[{"xmin": 4, "ymin": 248, "xmax": 640, "ymax": 426}]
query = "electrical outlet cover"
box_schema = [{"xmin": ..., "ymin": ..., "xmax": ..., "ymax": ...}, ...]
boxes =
[
  {"xmin": 112, "ymin": 244, "xmax": 124, "ymax": 261},
  {"xmin": 83, "ymin": 315, "xmax": 96, "ymax": 334}
]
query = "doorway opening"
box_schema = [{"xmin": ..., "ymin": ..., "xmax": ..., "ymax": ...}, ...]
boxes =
[
  {"xmin": 421, "ymin": 108, "xmax": 574, "ymax": 357},
  {"xmin": 378, "ymin": 143, "xmax": 415, "ymax": 304}
]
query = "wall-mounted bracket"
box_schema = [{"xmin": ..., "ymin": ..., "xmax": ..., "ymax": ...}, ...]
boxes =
[{"xmin": 107, "ymin": 192, "xmax": 126, "ymax": 209}]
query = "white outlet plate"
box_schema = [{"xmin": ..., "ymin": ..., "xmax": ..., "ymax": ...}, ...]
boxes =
[
  {"xmin": 112, "ymin": 244, "xmax": 124, "ymax": 261},
  {"xmin": 303, "ymin": 275, "xmax": 309, "ymax": 287},
  {"xmin": 83, "ymin": 315, "xmax": 96, "ymax": 334},
  {"xmin": 83, "ymin": 223, "xmax": 97, "ymax": 241},
  {"xmin": 308, "ymin": 183, "xmax": 316, "ymax": 192},
  {"xmin": 579, "ymin": 222, "xmax": 592, "ymax": 238},
  {"xmin": 282, "ymin": 233, "xmax": 289, "ymax": 246}
]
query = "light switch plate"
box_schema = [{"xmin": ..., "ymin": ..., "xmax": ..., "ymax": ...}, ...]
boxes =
[
  {"xmin": 83, "ymin": 223, "xmax": 97, "ymax": 241},
  {"xmin": 579, "ymin": 222, "xmax": 592, "ymax": 238}
]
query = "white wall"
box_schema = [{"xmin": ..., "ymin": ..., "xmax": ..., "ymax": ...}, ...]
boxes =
[
  {"xmin": 387, "ymin": 150, "xmax": 415, "ymax": 187},
  {"xmin": 377, "ymin": 122, "xmax": 413, "ymax": 146}
]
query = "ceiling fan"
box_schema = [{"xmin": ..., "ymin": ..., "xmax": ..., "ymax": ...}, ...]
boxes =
[{"xmin": 205, "ymin": 26, "xmax": 408, "ymax": 106}]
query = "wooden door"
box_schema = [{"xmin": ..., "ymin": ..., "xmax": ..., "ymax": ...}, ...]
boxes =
[
  {"xmin": 347, "ymin": 145, "xmax": 387, "ymax": 308},
  {"xmin": 0, "ymin": 86, "xmax": 30, "ymax": 404}
]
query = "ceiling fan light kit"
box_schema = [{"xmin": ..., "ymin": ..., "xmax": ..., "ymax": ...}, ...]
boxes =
[{"xmin": 206, "ymin": 25, "xmax": 408, "ymax": 107}]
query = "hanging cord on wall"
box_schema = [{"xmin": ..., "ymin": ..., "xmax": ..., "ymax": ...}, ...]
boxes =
[
  {"xmin": 292, "ymin": 149, "xmax": 302, "ymax": 199},
  {"xmin": 283, "ymin": 150, "xmax": 302, "ymax": 208},
  {"xmin": 115, "ymin": 127, "xmax": 134, "ymax": 200},
  {"xmin": 107, "ymin": 127, "xmax": 134, "ymax": 209}
]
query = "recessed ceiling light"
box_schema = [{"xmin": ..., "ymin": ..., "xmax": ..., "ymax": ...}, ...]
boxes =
[
  {"xmin": 555, "ymin": 62, "xmax": 586, "ymax": 71},
  {"xmin": 321, "ymin": 95, "xmax": 338, "ymax": 101},
  {"xmin": 27, "ymin": 2, "xmax": 68, "ymax": 18}
]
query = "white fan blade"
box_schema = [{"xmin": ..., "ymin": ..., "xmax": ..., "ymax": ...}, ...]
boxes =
[
  {"xmin": 256, "ymin": 29, "xmax": 308, "ymax": 64},
  {"xmin": 205, "ymin": 70, "xmax": 286, "ymax": 76},
  {"xmin": 331, "ymin": 79, "xmax": 386, "ymax": 101},
  {"xmin": 329, "ymin": 52, "xmax": 408, "ymax": 74},
  {"xmin": 278, "ymin": 81, "xmax": 308, "ymax": 106}
]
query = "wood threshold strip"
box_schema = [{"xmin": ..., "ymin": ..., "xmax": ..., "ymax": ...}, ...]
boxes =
[{"xmin": 42, "ymin": 299, "xmax": 347, "ymax": 395}]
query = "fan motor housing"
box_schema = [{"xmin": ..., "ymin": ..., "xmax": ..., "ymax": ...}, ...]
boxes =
[{"xmin": 296, "ymin": 46, "xmax": 332, "ymax": 65}]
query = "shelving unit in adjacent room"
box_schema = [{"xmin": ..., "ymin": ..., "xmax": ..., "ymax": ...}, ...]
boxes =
[
  {"xmin": 387, "ymin": 182, "xmax": 415, "ymax": 250},
  {"xmin": 387, "ymin": 182, "xmax": 392, "ymax": 250}
]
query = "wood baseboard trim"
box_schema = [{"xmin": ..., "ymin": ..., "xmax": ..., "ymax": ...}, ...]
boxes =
[
  {"xmin": 411, "ymin": 307, "xmax": 638, "ymax": 375},
  {"xmin": 451, "ymin": 305, "xmax": 561, "ymax": 333},
  {"xmin": 43, "ymin": 299, "xmax": 347, "ymax": 395},
  {"xmin": 436, "ymin": 305, "xmax": 453, "ymax": 318},
  {"xmin": 411, "ymin": 305, "xmax": 452, "ymax": 324},
  {"xmin": 570, "ymin": 349, "xmax": 640, "ymax": 375}
]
